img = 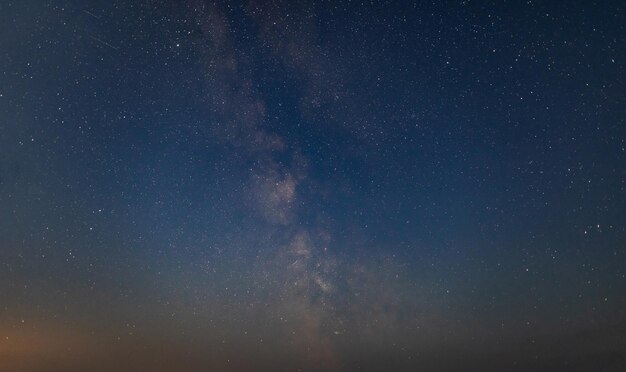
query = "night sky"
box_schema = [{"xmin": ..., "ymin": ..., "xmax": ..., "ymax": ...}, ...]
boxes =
[{"xmin": 1, "ymin": 1, "xmax": 625, "ymax": 371}]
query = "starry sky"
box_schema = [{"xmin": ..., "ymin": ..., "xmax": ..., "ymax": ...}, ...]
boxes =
[{"xmin": 1, "ymin": 1, "xmax": 625, "ymax": 371}]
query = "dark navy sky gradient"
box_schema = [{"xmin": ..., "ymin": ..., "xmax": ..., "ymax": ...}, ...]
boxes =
[{"xmin": 1, "ymin": 1, "xmax": 625, "ymax": 371}]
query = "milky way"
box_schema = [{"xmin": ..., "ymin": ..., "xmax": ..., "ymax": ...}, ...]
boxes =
[{"xmin": 1, "ymin": 1, "xmax": 625, "ymax": 371}]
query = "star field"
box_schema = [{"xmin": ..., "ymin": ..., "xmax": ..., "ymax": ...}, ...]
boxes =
[{"xmin": 0, "ymin": 1, "xmax": 625, "ymax": 371}]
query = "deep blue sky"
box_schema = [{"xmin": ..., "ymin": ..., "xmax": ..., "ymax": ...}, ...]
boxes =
[{"xmin": 1, "ymin": 1, "xmax": 625, "ymax": 371}]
